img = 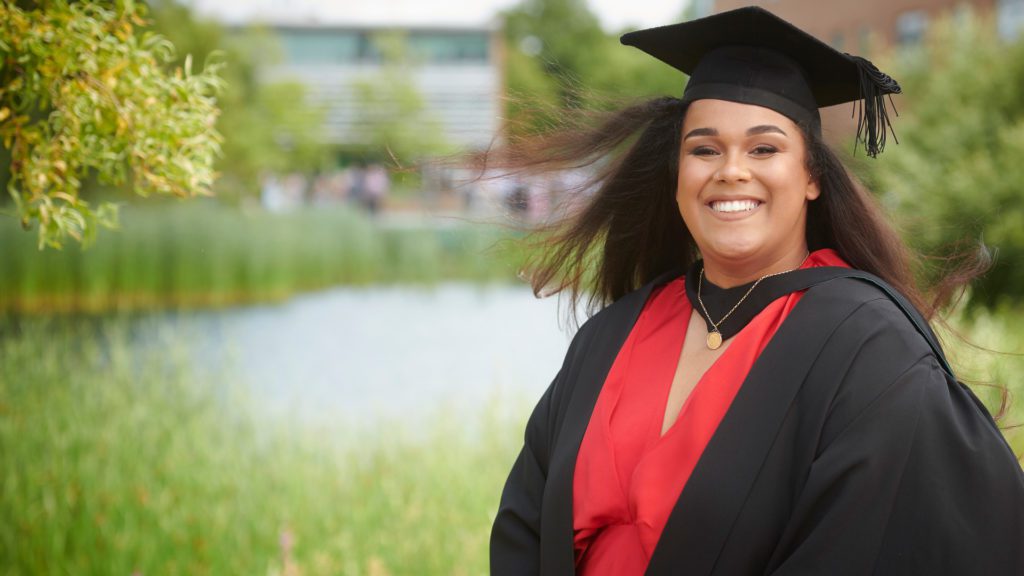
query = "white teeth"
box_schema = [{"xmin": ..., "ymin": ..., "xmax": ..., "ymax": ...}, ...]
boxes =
[{"xmin": 711, "ymin": 200, "xmax": 759, "ymax": 213}]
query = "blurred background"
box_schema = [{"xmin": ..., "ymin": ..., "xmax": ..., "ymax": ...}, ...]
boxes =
[{"xmin": 2, "ymin": 0, "xmax": 1024, "ymax": 574}]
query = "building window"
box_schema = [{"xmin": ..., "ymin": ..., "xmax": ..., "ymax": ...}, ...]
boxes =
[
  {"xmin": 278, "ymin": 30, "xmax": 489, "ymax": 65},
  {"xmin": 999, "ymin": 0, "xmax": 1024, "ymax": 40},
  {"xmin": 280, "ymin": 31, "xmax": 363, "ymax": 65},
  {"xmin": 896, "ymin": 10, "xmax": 929, "ymax": 46},
  {"xmin": 408, "ymin": 32, "xmax": 489, "ymax": 64}
]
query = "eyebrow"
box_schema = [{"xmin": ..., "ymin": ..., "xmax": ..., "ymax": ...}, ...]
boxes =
[
  {"xmin": 683, "ymin": 127, "xmax": 718, "ymax": 140},
  {"xmin": 747, "ymin": 124, "xmax": 788, "ymax": 137},
  {"xmin": 683, "ymin": 125, "xmax": 789, "ymax": 140}
]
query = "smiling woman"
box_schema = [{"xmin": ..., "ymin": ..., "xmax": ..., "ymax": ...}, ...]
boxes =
[
  {"xmin": 677, "ymin": 100, "xmax": 821, "ymax": 286},
  {"xmin": 482, "ymin": 6, "xmax": 1024, "ymax": 576}
]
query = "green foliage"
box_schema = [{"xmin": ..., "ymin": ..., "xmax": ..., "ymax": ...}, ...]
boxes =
[
  {"xmin": 941, "ymin": 306, "xmax": 1024, "ymax": 437},
  {"xmin": 0, "ymin": 0, "xmax": 224, "ymax": 248},
  {"xmin": 0, "ymin": 319, "xmax": 524, "ymax": 574},
  {"xmin": 144, "ymin": 4, "xmax": 329, "ymax": 198},
  {"xmin": 504, "ymin": 0, "xmax": 607, "ymax": 110},
  {"xmin": 0, "ymin": 201, "xmax": 526, "ymax": 314},
  {"xmin": 501, "ymin": 0, "xmax": 686, "ymax": 136},
  {"xmin": 867, "ymin": 11, "xmax": 1024, "ymax": 308},
  {"xmin": 503, "ymin": 37, "xmax": 564, "ymax": 134}
]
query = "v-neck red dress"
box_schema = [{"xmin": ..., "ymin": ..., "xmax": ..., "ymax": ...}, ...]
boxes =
[{"xmin": 572, "ymin": 249, "xmax": 850, "ymax": 574}]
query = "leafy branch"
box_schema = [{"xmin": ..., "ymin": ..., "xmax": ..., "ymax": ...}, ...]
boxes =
[{"xmin": 0, "ymin": 0, "xmax": 224, "ymax": 248}]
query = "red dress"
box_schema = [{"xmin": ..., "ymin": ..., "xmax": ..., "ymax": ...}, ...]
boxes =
[{"xmin": 572, "ymin": 249, "xmax": 850, "ymax": 574}]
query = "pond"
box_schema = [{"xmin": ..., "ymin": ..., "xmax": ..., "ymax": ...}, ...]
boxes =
[{"xmin": 138, "ymin": 283, "xmax": 579, "ymax": 430}]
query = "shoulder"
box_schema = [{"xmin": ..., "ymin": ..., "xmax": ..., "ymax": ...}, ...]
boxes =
[
  {"xmin": 548, "ymin": 271, "xmax": 680, "ymax": 404},
  {"xmin": 797, "ymin": 277, "xmax": 970, "ymax": 449},
  {"xmin": 801, "ymin": 275, "xmax": 932, "ymax": 360},
  {"xmin": 556, "ymin": 287, "xmax": 645, "ymax": 377},
  {"xmin": 570, "ymin": 271, "xmax": 679, "ymax": 346},
  {"xmin": 802, "ymin": 274, "xmax": 934, "ymax": 370}
]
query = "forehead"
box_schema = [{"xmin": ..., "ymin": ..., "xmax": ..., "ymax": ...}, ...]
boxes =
[{"xmin": 683, "ymin": 99, "xmax": 801, "ymax": 134}]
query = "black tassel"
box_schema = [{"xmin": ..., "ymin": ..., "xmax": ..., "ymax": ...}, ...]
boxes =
[{"xmin": 848, "ymin": 55, "xmax": 902, "ymax": 158}]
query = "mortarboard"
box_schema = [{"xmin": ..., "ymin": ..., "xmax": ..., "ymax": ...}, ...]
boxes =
[{"xmin": 620, "ymin": 6, "xmax": 901, "ymax": 157}]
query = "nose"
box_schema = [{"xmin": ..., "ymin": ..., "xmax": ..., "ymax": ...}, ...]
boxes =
[{"xmin": 714, "ymin": 152, "xmax": 752, "ymax": 183}]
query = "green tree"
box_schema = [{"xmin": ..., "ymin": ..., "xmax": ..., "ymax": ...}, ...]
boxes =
[
  {"xmin": 503, "ymin": 0, "xmax": 606, "ymax": 107},
  {"xmin": 501, "ymin": 0, "xmax": 689, "ymax": 136},
  {"xmin": 866, "ymin": 11, "xmax": 1024, "ymax": 309},
  {"xmin": 0, "ymin": 0, "xmax": 223, "ymax": 248},
  {"xmin": 144, "ymin": 2, "xmax": 328, "ymax": 198}
]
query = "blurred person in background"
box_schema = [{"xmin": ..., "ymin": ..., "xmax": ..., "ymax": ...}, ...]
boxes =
[
  {"xmin": 488, "ymin": 7, "xmax": 1024, "ymax": 575},
  {"xmin": 349, "ymin": 162, "xmax": 366, "ymax": 210},
  {"xmin": 363, "ymin": 163, "xmax": 390, "ymax": 216}
]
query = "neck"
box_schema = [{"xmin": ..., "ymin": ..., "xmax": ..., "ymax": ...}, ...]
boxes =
[{"xmin": 702, "ymin": 249, "xmax": 811, "ymax": 288}]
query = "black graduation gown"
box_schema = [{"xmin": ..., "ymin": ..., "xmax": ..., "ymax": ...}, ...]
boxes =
[{"xmin": 490, "ymin": 272, "xmax": 1024, "ymax": 575}]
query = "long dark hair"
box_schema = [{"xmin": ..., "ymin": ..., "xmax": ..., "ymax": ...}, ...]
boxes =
[{"xmin": 481, "ymin": 96, "xmax": 985, "ymax": 322}]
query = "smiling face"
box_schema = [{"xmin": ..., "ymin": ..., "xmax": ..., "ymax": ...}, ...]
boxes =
[{"xmin": 677, "ymin": 99, "xmax": 821, "ymax": 286}]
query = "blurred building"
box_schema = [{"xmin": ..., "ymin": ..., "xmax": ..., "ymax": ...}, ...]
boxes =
[
  {"xmin": 709, "ymin": 0, "xmax": 1024, "ymax": 47},
  {"xmin": 188, "ymin": 0, "xmax": 506, "ymax": 151},
  {"xmin": 264, "ymin": 23, "xmax": 504, "ymax": 150}
]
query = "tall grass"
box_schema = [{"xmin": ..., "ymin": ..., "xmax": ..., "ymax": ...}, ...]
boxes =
[
  {"xmin": 941, "ymin": 307, "xmax": 1024, "ymax": 452},
  {"xmin": 1, "ymin": 308, "xmax": 1020, "ymax": 574},
  {"xmin": 0, "ymin": 201, "xmax": 526, "ymax": 314},
  {"xmin": 0, "ymin": 320, "xmax": 527, "ymax": 575}
]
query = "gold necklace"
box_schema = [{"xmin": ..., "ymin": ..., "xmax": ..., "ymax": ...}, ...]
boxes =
[{"xmin": 697, "ymin": 253, "xmax": 810, "ymax": 350}]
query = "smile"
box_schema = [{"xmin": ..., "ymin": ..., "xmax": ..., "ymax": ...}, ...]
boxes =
[{"xmin": 709, "ymin": 199, "xmax": 762, "ymax": 213}]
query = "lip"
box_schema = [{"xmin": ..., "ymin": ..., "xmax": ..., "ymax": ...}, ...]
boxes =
[{"xmin": 704, "ymin": 197, "xmax": 763, "ymax": 221}]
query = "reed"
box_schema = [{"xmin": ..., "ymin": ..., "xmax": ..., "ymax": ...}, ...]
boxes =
[{"xmin": 0, "ymin": 201, "xmax": 525, "ymax": 314}]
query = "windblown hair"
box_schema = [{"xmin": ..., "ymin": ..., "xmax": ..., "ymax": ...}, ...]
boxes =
[{"xmin": 480, "ymin": 96, "xmax": 986, "ymax": 323}]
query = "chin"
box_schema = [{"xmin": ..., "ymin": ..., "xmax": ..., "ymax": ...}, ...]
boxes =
[{"xmin": 703, "ymin": 238, "xmax": 764, "ymax": 262}]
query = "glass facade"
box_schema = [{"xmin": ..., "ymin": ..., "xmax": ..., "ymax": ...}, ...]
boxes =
[
  {"xmin": 279, "ymin": 29, "xmax": 490, "ymax": 65},
  {"xmin": 280, "ymin": 31, "xmax": 366, "ymax": 63},
  {"xmin": 266, "ymin": 25, "xmax": 500, "ymax": 147}
]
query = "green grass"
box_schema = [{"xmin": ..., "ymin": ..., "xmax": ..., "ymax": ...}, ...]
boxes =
[
  {"xmin": 0, "ymin": 309, "xmax": 1020, "ymax": 575},
  {"xmin": 0, "ymin": 319, "xmax": 528, "ymax": 575},
  {"xmin": 0, "ymin": 200, "xmax": 526, "ymax": 314},
  {"xmin": 941, "ymin": 307, "xmax": 1024, "ymax": 450}
]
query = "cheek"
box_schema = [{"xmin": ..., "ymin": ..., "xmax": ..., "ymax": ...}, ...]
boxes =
[
  {"xmin": 763, "ymin": 162, "xmax": 816, "ymax": 206},
  {"xmin": 675, "ymin": 178, "xmax": 699, "ymax": 223},
  {"xmin": 675, "ymin": 159, "xmax": 706, "ymax": 203}
]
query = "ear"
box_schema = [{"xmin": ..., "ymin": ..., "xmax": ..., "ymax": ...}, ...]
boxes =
[{"xmin": 805, "ymin": 177, "xmax": 821, "ymax": 201}]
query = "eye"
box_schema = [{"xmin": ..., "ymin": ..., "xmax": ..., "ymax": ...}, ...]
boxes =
[
  {"xmin": 689, "ymin": 146, "xmax": 718, "ymax": 157},
  {"xmin": 751, "ymin": 145, "xmax": 778, "ymax": 156}
]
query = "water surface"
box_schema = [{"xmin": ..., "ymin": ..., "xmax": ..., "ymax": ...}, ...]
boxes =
[{"xmin": 151, "ymin": 283, "xmax": 578, "ymax": 430}]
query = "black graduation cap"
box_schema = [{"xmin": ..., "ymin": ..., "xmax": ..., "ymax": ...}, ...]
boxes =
[{"xmin": 620, "ymin": 6, "xmax": 901, "ymax": 157}]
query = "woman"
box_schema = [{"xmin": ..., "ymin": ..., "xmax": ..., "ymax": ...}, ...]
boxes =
[{"xmin": 489, "ymin": 7, "xmax": 1024, "ymax": 576}]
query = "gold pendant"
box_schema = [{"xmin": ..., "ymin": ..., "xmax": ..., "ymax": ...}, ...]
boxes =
[{"xmin": 706, "ymin": 330, "xmax": 723, "ymax": 350}]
